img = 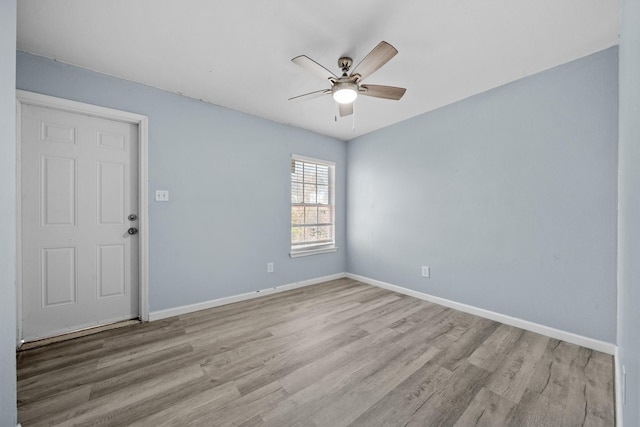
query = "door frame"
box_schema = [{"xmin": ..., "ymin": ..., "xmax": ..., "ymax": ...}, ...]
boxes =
[{"xmin": 16, "ymin": 90, "xmax": 150, "ymax": 345}]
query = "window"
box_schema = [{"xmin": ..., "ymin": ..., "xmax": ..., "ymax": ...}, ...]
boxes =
[{"xmin": 290, "ymin": 156, "xmax": 336, "ymax": 257}]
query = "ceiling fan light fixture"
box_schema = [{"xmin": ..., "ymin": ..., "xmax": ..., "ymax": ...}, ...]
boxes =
[{"xmin": 332, "ymin": 82, "xmax": 358, "ymax": 104}]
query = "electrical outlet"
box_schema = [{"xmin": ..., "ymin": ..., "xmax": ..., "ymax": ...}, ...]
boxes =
[
  {"xmin": 421, "ymin": 266, "xmax": 430, "ymax": 278},
  {"xmin": 155, "ymin": 190, "xmax": 169, "ymax": 202},
  {"xmin": 267, "ymin": 262, "xmax": 274, "ymax": 273}
]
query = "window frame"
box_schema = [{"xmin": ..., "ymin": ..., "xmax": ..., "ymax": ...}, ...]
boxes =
[{"xmin": 290, "ymin": 155, "xmax": 337, "ymax": 258}]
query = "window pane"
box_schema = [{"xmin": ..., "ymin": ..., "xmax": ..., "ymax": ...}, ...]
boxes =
[
  {"xmin": 316, "ymin": 226, "xmax": 332, "ymax": 241},
  {"xmin": 291, "ymin": 160, "xmax": 303, "ymax": 182},
  {"xmin": 318, "ymin": 206, "xmax": 332, "ymax": 224},
  {"xmin": 291, "ymin": 206, "xmax": 304, "ymax": 225},
  {"xmin": 317, "ymin": 165, "xmax": 329, "ymax": 185},
  {"xmin": 291, "ymin": 182, "xmax": 303, "ymax": 203},
  {"xmin": 305, "ymin": 226, "xmax": 318, "ymax": 243},
  {"xmin": 304, "ymin": 184, "xmax": 317, "ymax": 203},
  {"xmin": 317, "ymin": 185, "xmax": 329, "ymax": 204},
  {"xmin": 305, "ymin": 207, "xmax": 318, "ymax": 224},
  {"xmin": 304, "ymin": 163, "xmax": 317, "ymax": 183},
  {"xmin": 291, "ymin": 226, "xmax": 305, "ymax": 244}
]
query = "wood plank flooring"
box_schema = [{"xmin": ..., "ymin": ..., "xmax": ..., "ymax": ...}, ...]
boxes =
[{"xmin": 16, "ymin": 278, "xmax": 615, "ymax": 426}]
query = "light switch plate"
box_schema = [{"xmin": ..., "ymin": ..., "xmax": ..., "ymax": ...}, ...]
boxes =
[{"xmin": 155, "ymin": 190, "xmax": 169, "ymax": 202}]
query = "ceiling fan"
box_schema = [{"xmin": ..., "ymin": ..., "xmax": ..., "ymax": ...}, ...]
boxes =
[{"xmin": 289, "ymin": 41, "xmax": 406, "ymax": 117}]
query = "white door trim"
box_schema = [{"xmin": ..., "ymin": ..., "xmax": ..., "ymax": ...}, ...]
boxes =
[{"xmin": 15, "ymin": 90, "xmax": 150, "ymax": 345}]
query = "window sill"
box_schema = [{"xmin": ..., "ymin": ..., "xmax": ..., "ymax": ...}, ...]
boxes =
[{"xmin": 289, "ymin": 247, "xmax": 338, "ymax": 258}]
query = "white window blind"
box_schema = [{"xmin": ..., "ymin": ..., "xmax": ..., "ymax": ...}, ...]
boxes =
[{"xmin": 291, "ymin": 156, "xmax": 335, "ymax": 255}]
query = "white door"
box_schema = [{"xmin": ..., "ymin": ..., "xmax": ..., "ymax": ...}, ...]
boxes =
[{"xmin": 21, "ymin": 103, "xmax": 139, "ymax": 341}]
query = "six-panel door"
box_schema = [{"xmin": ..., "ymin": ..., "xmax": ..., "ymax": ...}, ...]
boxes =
[{"xmin": 21, "ymin": 104, "xmax": 139, "ymax": 341}]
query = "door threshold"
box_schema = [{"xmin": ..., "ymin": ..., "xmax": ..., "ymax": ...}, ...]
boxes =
[{"xmin": 18, "ymin": 319, "xmax": 141, "ymax": 351}]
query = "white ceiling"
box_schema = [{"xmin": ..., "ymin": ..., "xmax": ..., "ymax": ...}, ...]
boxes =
[{"xmin": 17, "ymin": 0, "xmax": 619, "ymax": 141}]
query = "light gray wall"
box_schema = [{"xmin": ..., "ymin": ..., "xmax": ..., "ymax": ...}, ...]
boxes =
[
  {"xmin": 618, "ymin": 0, "xmax": 640, "ymax": 423},
  {"xmin": 1, "ymin": 1, "xmax": 17, "ymax": 425},
  {"xmin": 347, "ymin": 47, "xmax": 618, "ymax": 343},
  {"xmin": 16, "ymin": 52, "xmax": 347, "ymax": 312}
]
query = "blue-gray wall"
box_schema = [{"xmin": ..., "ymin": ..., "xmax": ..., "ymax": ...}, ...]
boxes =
[
  {"xmin": 347, "ymin": 47, "xmax": 618, "ymax": 343},
  {"xmin": 618, "ymin": 0, "xmax": 640, "ymax": 423},
  {"xmin": 1, "ymin": 1, "xmax": 17, "ymax": 425},
  {"xmin": 16, "ymin": 52, "xmax": 347, "ymax": 312}
]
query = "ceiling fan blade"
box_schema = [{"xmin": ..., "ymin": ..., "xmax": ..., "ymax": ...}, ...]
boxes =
[
  {"xmin": 351, "ymin": 41, "xmax": 398, "ymax": 81},
  {"xmin": 291, "ymin": 55, "xmax": 338, "ymax": 82},
  {"xmin": 288, "ymin": 89, "xmax": 330, "ymax": 101},
  {"xmin": 339, "ymin": 102, "xmax": 353, "ymax": 117},
  {"xmin": 360, "ymin": 85, "xmax": 406, "ymax": 100}
]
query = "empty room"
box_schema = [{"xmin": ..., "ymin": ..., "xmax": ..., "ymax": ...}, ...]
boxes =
[{"xmin": 2, "ymin": 0, "xmax": 640, "ymax": 426}]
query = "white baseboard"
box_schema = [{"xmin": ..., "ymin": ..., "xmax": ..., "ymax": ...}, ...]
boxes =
[
  {"xmin": 148, "ymin": 270, "xmax": 615, "ymax": 355},
  {"xmin": 149, "ymin": 272, "xmax": 347, "ymax": 321},
  {"xmin": 346, "ymin": 273, "xmax": 616, "ymax": 355}
]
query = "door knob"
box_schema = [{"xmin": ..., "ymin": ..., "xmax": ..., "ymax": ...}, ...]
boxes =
[{"xmin": 127, "ymin": 227, "xmax": 138, "ymax": 235}]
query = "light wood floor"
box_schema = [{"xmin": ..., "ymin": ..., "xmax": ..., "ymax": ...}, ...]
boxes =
[{"xmin": 17, "ymin": 278, "xmax": 615, "ymax": 426}]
